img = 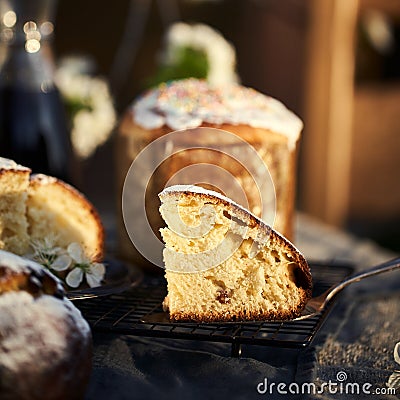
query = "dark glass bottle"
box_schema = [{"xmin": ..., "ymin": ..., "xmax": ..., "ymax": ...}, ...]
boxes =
[{"xmin": 0, "ymin": 0, "xmax": 72, "ymax": 181}]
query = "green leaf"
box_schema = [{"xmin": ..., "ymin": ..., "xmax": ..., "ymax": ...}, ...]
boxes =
[{"xmin": 146, "ymin": 46, "xmax": 209, "ymax": 88}]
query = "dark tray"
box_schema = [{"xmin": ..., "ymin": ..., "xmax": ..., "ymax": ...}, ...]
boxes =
[{"xmin": 76, "ymin": 261, "xmax": 353, "ymax": 357}]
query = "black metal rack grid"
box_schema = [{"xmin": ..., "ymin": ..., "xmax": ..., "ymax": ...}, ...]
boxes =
[{"xmin": 76, "ymin": 262, "xmax": 353, "ymax": 357}]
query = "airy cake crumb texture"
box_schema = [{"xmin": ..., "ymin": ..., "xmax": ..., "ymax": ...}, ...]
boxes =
[
  {"xmin": 27, "ymin": 175, "xmax": 104, "ymax": 260},
  {"xmin": 159, "ymin": 185, "xmax": 312, "ymax": 322},
  {"xmin": 0, "ymin": 169, "xmax": 30, "ymax": 254},
  {"xmin": 0, "ymin": 161, "xmax": 104, "ymax": 260}
]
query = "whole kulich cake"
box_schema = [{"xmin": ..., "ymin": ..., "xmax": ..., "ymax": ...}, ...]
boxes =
[
  {"xmin": 117, "ymin": 78, "xmax": 303, "ymax": 267},
  {"xmin": 0, "ymin": 157, "xmax": 104, "ymax": 260},
  {"xmin": 159, "ymin": 185, "xmax": 312, "ymax": 322},
  {"xmin": 0, "ymin": 250, "xmax": 92, "ymax": 400}
]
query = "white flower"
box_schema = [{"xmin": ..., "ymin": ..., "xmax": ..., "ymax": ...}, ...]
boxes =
[
  {"xmin": 395, "ymin": 342, "xmax": 400, "ymax": 365},
  {"xmin": 65, "ymin": 243, "xmax": 106, "ymax": 288},
  {"xmin": 387, "ymin": 342, "xmax": 400, "ymax": 390},
  {"xmin": 27, "ymin": 238, "xmax": 106, "ymax": 289},
  {"xmin": 163, "ymin": 22, "xmax": 238, "ymax": 85},
  {"xmin": 50, "ymin": 254, "xmax": 72, "ymax": 271},
  {"xmin": 55, "ymin": 59, "xmax": 117, "ymax": 159},
  {"xmin": 29, "ymin": 237, "xmax": 65, "ymax": 269}
]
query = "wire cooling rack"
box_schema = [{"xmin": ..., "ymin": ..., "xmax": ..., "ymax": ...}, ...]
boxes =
[{"xmin": 76, "ymin": 262, "xmax": 353, "ymax": 357}]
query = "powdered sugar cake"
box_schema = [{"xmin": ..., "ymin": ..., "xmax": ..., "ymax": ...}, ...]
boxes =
[
  {"xmin": 159, "ymin": 185, "xmax": 312, "ymax": 322},
  {"xmin": 0, "ymin": 250, "xmax": 92, "ymax": 399}
]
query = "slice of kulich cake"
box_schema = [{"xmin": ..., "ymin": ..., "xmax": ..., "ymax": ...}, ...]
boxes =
[
  {"xmin": 159, "ymin": 185, "xmax": 312, "ymax": 322},
  {"xmin": 0, "ymin": 158, "xmax": 31, "ymax": 255},
  {"xmin": 0, "ymin": 158, "xmax": 104, "ymax": 270},
  {"xmin": 27, "ymin": 174, "xmax": 105, "ymax": 261}
]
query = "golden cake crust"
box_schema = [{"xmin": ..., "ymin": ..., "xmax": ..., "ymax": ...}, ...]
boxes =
[{"xmin": 169, "ymin": 306, "xmax": 306, "ymax": 323}]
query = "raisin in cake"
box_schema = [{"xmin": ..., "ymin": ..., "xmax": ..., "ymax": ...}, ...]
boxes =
[
  {"xmin": 117, "ymin": 78, "xmax": 303, "ymax": 267},
  {"xmin": 0, "ymin": 250, "xmax": 92, "ymax": 400},
  {"xmin": 159, "ymin": 185, "xmax": 312, "ymax": 322},
  {"xmin": 0, "ymin": 157, "xmax": 104, "ymax": 260}
]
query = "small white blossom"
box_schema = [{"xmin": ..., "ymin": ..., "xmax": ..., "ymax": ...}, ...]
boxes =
[
  {"xmin": 65, "ymin": 242, "xmax": 106, "ymax": 288},
  {"xmin": 26, "ymin": 238, "xmax": 105, "ymax": 289},
  {"xmin": 395, "ymin": 342, "xmax": 400, "ymax": 365},
  {"xmin": 29, "ymin": 237, "xmax": 64, "ymax": 269},
  {"xmin": 387, "ymin": 342, "xmax": 400, "ymax": 390},
  {"xmin": 50, "ymin": 254, "xmax": 72, "ymax": 271},
  {"xmin": 65, "ymin": 267, "xmax": 84, "ymax": 289}
]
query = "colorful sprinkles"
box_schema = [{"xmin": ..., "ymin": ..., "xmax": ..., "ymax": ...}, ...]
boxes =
[{"xmin": 132, "ymin": 79, "xmax": 303, "ymax": 145}]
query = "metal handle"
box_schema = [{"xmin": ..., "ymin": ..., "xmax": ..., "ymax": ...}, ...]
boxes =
[{"xmin": 326, "ymin": 257, "xmax": 400, "ymax": 303}]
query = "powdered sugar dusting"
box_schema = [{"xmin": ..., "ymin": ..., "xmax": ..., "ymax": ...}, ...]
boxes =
[
  {"xmin": 161, "ymin": 184, "xmax": 231, "ymax": 200},
  {"xmin": 0, "ymin": 249, "xmax": 45, "ymax": 275},
  {"xmin": 159, "ymin": 184, "xmax": 305, "ymax": 255},
  {"xmin": 0, "ymin": 157, "xmax": 30, "ymax": 172},
  {"xmin": 160, "ymin": 184, "xmax": 252, "ymax": 217},
  {"xmin": 30, "ymin": 173, "xmax": 58, "ymax": 185},
  {"xmin": 0, "ymin": 250, "xmax": 91, "ymax": 378},
  {"xmin": 0, "ymin": 291, "xmax": 90, "ymax": 373}
]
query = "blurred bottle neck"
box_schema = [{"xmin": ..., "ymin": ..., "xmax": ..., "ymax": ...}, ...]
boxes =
[{"xmin": 0, "ymin": 0, "xmax": 58, "ymax": 91}]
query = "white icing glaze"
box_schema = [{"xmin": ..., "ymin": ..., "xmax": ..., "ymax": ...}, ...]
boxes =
[
  {"xmin": 0, "ymin": 291, "xmax": 90, "ymax": 372},
  {"xmin": 0, "ymin": 157, "xmax": 30, "ymax": 172},
  {"xmin": 0, "ymin": 249, "xmax": 44, "ymax": 275},
  {"xmin": 133, "ymin": 79, "xmax": 303, "ymax": 147},
  {"xmin": 31, "ymin": 173, "xmax": 58, "ymax": 185},
  {"xmin": 0, "ymin": 250, "xmax": 91, "ymax": 380}
]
